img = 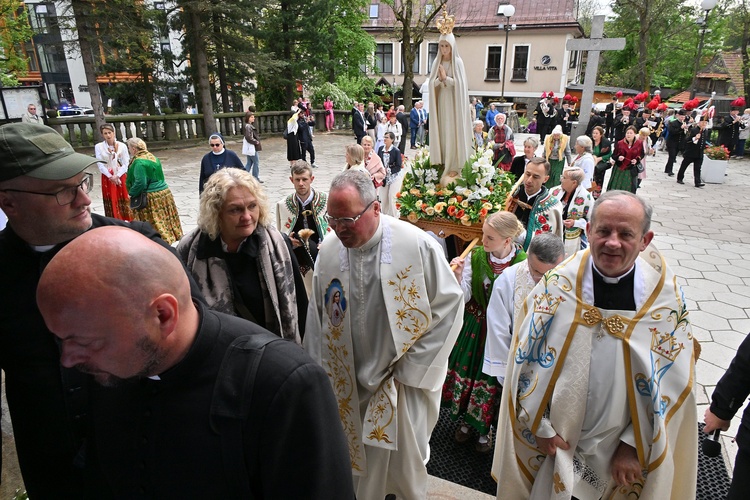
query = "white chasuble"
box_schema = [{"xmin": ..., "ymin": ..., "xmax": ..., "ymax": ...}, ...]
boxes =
[
  {"xmin": 304, "ymin": 215, "xmax": 464, "ymax": 500},
  {"xmin": 492, "ymin": 246, "xmax": 697, "ymax": 500}
]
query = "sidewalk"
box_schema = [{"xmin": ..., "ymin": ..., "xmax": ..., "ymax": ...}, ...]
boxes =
[{"xmin": 2, "ymin": 131, "xmax": 748, "ymax": 497}]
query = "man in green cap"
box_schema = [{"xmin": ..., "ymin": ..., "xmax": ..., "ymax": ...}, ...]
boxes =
[{"xmin": 0, "ymin": 123, "xmax": 199, "ymax": 497}]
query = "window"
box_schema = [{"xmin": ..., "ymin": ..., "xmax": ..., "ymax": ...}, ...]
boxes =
[
  {"xmin": 512, "ymin": 45, "xmax": 529, "ymax": 81},
  {"xmin": 30, "ymin": 3, "xmax": 59, "ymax": 35},
  {"xmin": 569, "ymin": 50, "xmax": 578, "ymax": 69},
  {"xmin": 24, "ymin": 41, "xmax": 39, "ymax": 72},
  {"xmin": 427, "ymin": 43, "xmax": 438, "ymax": 73},
  {"xmin": 485, "ymin": 46, "xmax": 502, "ymax": 81},
  {"xmin": 401, "ymin": 43, "xmax": 419, "ymax": 74},
  {"xmin": 369, "ymin": 4, "xmax": 378, "ymax": 18},
  {"xmin": 374, "ymin": 43, "xmax": 393, "ymax": 74},
  {"xmin": 37, "ymin": 43, "xmax": 68, "ymax": 74}
]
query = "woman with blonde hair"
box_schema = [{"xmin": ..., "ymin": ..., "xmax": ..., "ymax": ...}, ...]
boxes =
[
  {"xmin": 443, "ymin": 211, "xmax": 527, "ymax": 453},
  {"xmin": 543, "ymin": 124, "xmax": 572, "ymax": 188},
  {"xmin": 125, "ymin": 137, "xmax": 182, "ymax": 244},
  {"xmin": 360, "ymin": 135, "xmax": 386, "ymax": 188},
  {"xmin": 177, "ymin": 168, "xmax": 307, "ymax": 342},
  {"xmin": 95, "ymin": 123, "xmax": 131, "ymax": 221}
]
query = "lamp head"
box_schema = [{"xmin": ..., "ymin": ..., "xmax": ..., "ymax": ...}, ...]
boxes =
[
  {"xmin": 700, "ymin": 0, "xmax": 717, "ymax": 11},
  {"xmin": 497, "ymin": 4, "xmax": 515, "ymax": 17}
]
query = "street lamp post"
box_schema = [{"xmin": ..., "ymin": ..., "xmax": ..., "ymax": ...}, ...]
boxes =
[
  {"xmin": 689, "ymin": 0, "xmax": 718, "ymax": 100},
  {"xmin": 497, "ymin": 3, "xmax": 516, "ymax": 100}
]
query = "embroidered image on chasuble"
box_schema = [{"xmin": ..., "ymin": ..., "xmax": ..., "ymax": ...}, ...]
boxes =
[
  {"xmin": 304, "ymin": 216, "xmax": 463, "ymax": 499},
  {"xmin": 492, "ymin": 246, "xmax": 697, "ymax": 500}
]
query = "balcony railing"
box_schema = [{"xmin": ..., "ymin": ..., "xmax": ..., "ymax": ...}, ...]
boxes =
[
  {"xmin": 511, "ymin": 68, "xmax": 528, "ymax": 81},
  {"xmin": 485, "ymin": 67, "xmax": 500, "ymax": 81}
]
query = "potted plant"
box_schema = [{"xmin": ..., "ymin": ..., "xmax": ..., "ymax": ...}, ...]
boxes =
[{"xmin": 703, "ymin": 144, "xmax": 730, "ymax": 184}]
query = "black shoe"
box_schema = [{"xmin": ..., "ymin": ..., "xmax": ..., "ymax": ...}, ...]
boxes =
[
  {"xmin": 696, "ymin": 183, "xmax": 705, "ymax": 188},
  {"xmin": 677, "ymin": 179, "xmax": 684, "ymax": 184},
  {"xmin": 667, "ymin": 173, "xmax": 675, "ymax": 177}
]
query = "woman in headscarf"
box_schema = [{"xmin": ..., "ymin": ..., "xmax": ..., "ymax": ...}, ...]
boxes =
[
  {"xmin": 286, "ymin": 110, "xmax": 302, "ymax": 165},
  {"xmin": 428, "ymin": 27, "xmax": 473, "ymax": 186},
  {"xmin": 543, "ymin": 124, "xmax": 572, "ymax": 188},
  {"xmin": 199, "ymin": 133, "xmax": 244, "ymax": 193},
  {"xmin": 177, "ymin": 168, "xmax": 307, "ymax": 342},
  {"xmin": 125, "ymin": 138, "xmax": 183, "ymax": 244},
  {"xmin": 94, "ymin": 123, "xmax": 131, "ymax": 221}
]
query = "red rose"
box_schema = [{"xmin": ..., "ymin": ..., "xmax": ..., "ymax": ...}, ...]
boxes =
[
  {"xmin": 538, "ymin": 215, "xmax": 547, "ymax": 224},
  {"xmin": 542, "ymin": 224, "xmax": 551, "ymax": 231}
]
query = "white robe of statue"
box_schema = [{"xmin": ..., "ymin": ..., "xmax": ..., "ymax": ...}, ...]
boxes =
[{"xmin": 427, "ymin": 33, "xmax": 472, "ymax": 187}]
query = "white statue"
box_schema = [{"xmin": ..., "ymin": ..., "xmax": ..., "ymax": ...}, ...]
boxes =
[{"xmin": 428, "ymin": 7, "xmax": 473, "ymax": 187}]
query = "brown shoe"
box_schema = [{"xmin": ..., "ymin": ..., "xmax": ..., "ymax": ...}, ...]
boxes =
[
  {"xmin": 454, "ymin": 425, "xmax": 471, "ymax": 443},
  {"xmin": 475, "ymin": 438, "xmax": 493, "ymax": 454}
]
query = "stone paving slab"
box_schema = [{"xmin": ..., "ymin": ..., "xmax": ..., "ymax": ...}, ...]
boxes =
[{"xmin": 3, "ymin": 130, "xmax": 749, "ymax": 495}]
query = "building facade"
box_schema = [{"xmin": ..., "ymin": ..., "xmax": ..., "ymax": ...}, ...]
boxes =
[{"xmin": 363, "ymin": 0, "xmax": 583, "ymax": 109}]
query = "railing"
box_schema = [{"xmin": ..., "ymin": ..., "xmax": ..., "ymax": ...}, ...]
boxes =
[
  {"xmin": 47, "ymin": 109, "xmax": 354, "ymax": 148},
  {"xmin": 485, "ymin": 68, "xmax": 500, "ymax": 81},
  {"xmin": 511, "ymin": 68, "xmax": 528, "ymax": 81}
]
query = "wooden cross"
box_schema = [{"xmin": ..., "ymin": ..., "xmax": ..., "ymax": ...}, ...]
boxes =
[{"xmin": 566, "ymin": 15, "xmax": 626, "ymax": 141}]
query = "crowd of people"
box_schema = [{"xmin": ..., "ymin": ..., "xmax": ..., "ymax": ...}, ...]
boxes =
[{"xmin": 0, "ymin": 79, "xmax": 746, "ymax": 499}]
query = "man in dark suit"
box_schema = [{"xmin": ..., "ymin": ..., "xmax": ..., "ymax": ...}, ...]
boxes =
[
  {"xmin": 409, "ymin": 101, "xmax": 426, "ymax": 149},
  {"xmin": 396, "ymin": 105, "xmax": 409, "ymax": 153},
  {"xmin": 664, "ymin": 109, "xmax": 688, "ymax": 176},
  {"xmin": 605, "ymin": 96, "xmax": 619, "ymax": 140},
  {"xmin": 613, "ymin": 106, "xmax": 635, "ymax": 143},
  {"xmin": 352, "ymin": 102, "xmax": 366, "ymax": 145}
]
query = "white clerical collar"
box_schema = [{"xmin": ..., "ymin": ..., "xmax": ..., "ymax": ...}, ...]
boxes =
[
  {"xmin": 31, "ymin": 244, "xmax": 56, "ymax": 252},
  {"xmin": 211, "ymin": 148, "xmax": 225, "ymax": 155},
  {"xmin": 524, "ymin": 188, "xmax": 542, "ymax": 199},
  {"xmin": 296, "ymin": 190, "xmax": 314, "ymax": 207},
  {"xmin": 358, "ymin": 218, "xmax": 383, "ymax": 253},
  {"xmin": 591, "ymin": 262, "xmax": 635, "ymax": 284}
]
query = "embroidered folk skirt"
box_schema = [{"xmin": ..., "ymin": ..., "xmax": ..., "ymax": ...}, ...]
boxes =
[
  {"xmin": 607, "ymin": 166, "xmax": 637, "ymax": 193},
  {"xmin": 102, "ymin": 173, "xmax": 132, "ymax": 221},
  {"xmin": 131, "ymin": 187, "xmax": 183, "ymax": 245},
  {"xmin": 441, "ymin": 299, "xmax": 501, "ymax": 435},
  {"xmin": 545, "ymin": 159, "xmax": 565, "ymax": 188}
]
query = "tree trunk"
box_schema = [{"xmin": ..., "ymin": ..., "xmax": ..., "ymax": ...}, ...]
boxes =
[
  {"xmin": 742, "ymin": 3, "xmax": 750, "ymax": 102},
  {"xmin": 188, "ymin": 10, "xmax": 216, "ymax": 135},
  {"xmin": 401, "ymin": 1, "xmax": 414, "ymax": 110},
  {"xmin": 213, "ymin": 11, "xmax": 231, "ymax": 133},
  {"xmin": 70, "ymin": 0, "xmax": 106, "ymax": 142}
]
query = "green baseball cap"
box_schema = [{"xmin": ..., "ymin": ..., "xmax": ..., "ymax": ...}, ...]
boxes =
[{"xmin": 0, "ymin": 123, "xmax": 98, "ymax": 182}]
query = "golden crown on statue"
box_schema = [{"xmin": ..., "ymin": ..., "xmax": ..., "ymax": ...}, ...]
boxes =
[
  {"xmin": 532, "ymin": 292, "xmax": 565, "ymax": 316},
  {"xmin": 650, "ymin": 328, "xmax": 684, "ymax": 362},
  {"xmin": 436, "ymin": 6, "xmax": 455, "ymax": 35}
]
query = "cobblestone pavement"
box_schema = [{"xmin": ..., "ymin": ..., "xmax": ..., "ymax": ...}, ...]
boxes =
[{"xmin": 3, "ymin": 131, "xmax": 748, "ymax": 497}]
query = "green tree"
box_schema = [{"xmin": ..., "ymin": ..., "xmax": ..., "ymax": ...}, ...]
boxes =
[
  {"xmin": 381, "ymin": 0, "xmax": 446, "ymax": 110},
  {"xmin": 0, "ymin": 0, "xmax": 33, "ymax": 86}
]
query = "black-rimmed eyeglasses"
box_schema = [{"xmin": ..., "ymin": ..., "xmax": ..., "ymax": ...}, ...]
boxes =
[{"xmin": 0, "ymin": 172, "xmax": 93, "ymax": 206}]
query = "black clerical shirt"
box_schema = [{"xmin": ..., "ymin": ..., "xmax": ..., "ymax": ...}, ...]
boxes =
[{"xmin": 592, "ymin": 265, "xmax": 636, "ymax": 311}]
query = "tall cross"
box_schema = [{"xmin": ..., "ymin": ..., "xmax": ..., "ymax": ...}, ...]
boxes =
[{"xmin": 567, "ymin": 15, "xmax": 626, "ymax": 142}]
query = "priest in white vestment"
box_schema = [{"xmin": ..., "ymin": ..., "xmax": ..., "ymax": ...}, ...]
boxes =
[
  {"xmin": 493, "ymin": 191, "xmax": 697, "ymax": 500},
  {"xmin": 304, "ymin": 170, "xmax": 464, "ymax": 500},
  {"xmin": 483, "ymin": 233, "xmax": 565, "ymax": 383}
]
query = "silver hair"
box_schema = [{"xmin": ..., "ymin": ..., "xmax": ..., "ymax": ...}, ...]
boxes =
[
  {"xmin": 563, "ymin": 166, "xmax": 585, "ymax": 185},
  {"xmin": 523, "ymin": 137, "xmax": 539, "ymax": 149},
  {"xmin": 330, "ymin": 170, "xmax": 377, "ymax": 205},
  {"xmin": 473, "ymin": 120, "xmax": 484, "ymax": 127},
  {"xmin": 590, "ymin": 190, "xmax": 652, "ymax": 234},
  {"xmin": 575, "ymin": 135, "xmax": 593, "ymax": 153},
  {"xmin": 494, "ymin": 113, "xmax": 507, "ymax": 124},
  {"xmin": 527, "ymin": 233, "xmax": 565, "ymax": 265}
]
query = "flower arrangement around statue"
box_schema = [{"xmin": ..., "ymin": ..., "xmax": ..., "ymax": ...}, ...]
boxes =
[
  {"xmin": 396, "ymin": 147, "xmax": 515, "ymax": 226},
  {"xmin": 704, "ymin": 144, "xmax": 730, "ymax": 160}
]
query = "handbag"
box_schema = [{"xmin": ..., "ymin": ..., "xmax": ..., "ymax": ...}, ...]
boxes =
[
  {"xmin": 130, "ymin": 191, "xmax": 148, "ymax": 210},
  {"xmin": 635, "ymin": 161, "xmax": 644, "ymax": 173}
]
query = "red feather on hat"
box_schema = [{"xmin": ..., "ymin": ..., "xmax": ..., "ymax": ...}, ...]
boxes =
[
  {"xmin": 553, "ymin": 97, "xmax": 560, "ymax": 104},
  {"xmin": 683, "ymin": 100, "xmax": 696, "ymax": 111},
  {"xmin": 572, "ymin": 96, "xmax": 579, "ymax": 103},
  {"xmin": 615, "ymin": 91, "xmax": 623, "ymax": 98},
  {"xmin": 563, "ymin": 94, "xmax": 573, "ymax": 101},
  {"xmin": 548, "ymin": 91, "xmax": 555, "ymax": 97},
  {"xmin": 732, "ymin": 97, "xmax": 746, "ymax": 108},
  {"xmin": 647, "ymin": 99, "xmax": 658, "ymax": 110},
  {"xmin": 541, "ymin": 91, "xmax": 547, "ymax": 98},
  {"xmin": 623, "ymin": 98, "xmax": 634, "ymax": 107}
]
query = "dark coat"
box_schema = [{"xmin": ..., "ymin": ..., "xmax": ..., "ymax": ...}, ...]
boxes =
[
  {"xmin": 710, "ymin": 334, "xmax": 750, "ymax": 450},
  {"xmin": 683, "ymin": 125, "xmax": 709, "ymax": 159}
]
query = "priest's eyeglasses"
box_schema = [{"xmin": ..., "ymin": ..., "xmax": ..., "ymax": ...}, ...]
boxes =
[
  {"xmin": 0, "ymin": 172, "xmax": 93, "ymax": 206},
  {"xmin": 325, "ymin": 200, "xmax": 376, "ymax": 228}
]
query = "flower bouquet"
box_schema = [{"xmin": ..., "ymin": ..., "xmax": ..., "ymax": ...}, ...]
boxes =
[
  {"xmin": 396, "ymin": 147, "xmax": 515, "ymax": 226},
  {"xmin": 704, "ymin": 144, "xmax": 730, "ymax": 160}
]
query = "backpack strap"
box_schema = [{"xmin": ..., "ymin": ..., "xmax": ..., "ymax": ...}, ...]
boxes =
[{"xmin": 210, "ymin": 333, "xmax": 280, "ymax": 498}]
